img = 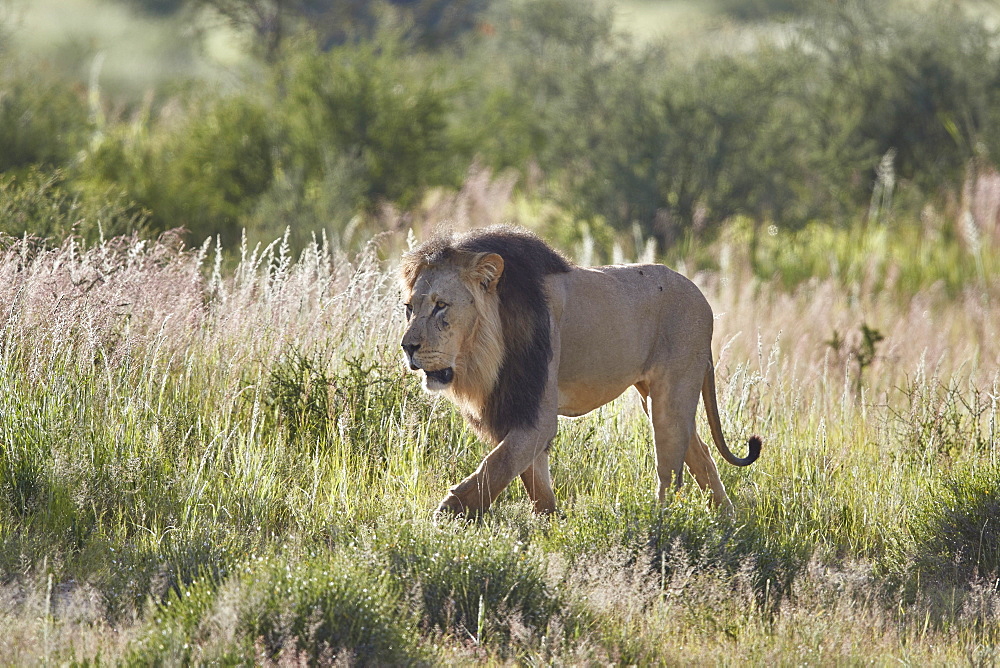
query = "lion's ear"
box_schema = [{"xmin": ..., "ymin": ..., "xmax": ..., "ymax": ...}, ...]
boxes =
[{"xmin": 471, "ymin": 253, "xmax": 504, "ymax": 293}]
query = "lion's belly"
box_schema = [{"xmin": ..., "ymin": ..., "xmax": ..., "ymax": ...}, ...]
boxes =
[
  {"xmin": 554, "ymin": 325, "xmax": 649, "ymax": 417},
  {"xmin": 557, "ymin": 382, "xmax": 633, "ymax": 417}
]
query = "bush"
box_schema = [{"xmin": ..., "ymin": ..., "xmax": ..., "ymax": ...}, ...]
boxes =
[
  {"xmin": 800, "ymin": 3, "xmax": 1000, "ymax": 199},
  {"xmin": 714, "ymin": 0, "xmax": 819, "ymax": 21},
  {"xmin": 467, "ymin": 0, "xmax": 619, "ymax": 174},
  {"xmin": 9, "ymin": 0, "xmax": 1000, "ymax": 252},
  {"xmin": 907, "ymin": 463, "xmax": 1000, "ymax": 587},
  {"xmin": 123, "ymin": 0, "xmax": 187, "ymax": 15},
  {"xmin": 162, "ymin": 95, "xmax": 275, "ymax": 244},
  {"xmin": 474, "ymin": 0, "xmax": 1000, "ymax": 243},
  {"xmin": 375, "ymin": 0, "xmax": 496, "ymax": 50},
  {"xmin": 81, "ymin": 93, "xmax": 274, "ymax": 245},
  {"xmin": 265, "ymin": 350, "xmax": 435, "ymax": 461},
  {"xmin": 236, "ymin": 552, "xmax": 423, "ymax": 664},
  {"xmin": 0, "ymin": 63, "xmax": 90, "ymax": 174},
  {"xmin": 0, "ymin": 169, "xmax": 147, "ymax": 242},
  {"xmin": 575, "ymin": 51, "xmax": 808, "ymax": 243},
  {"xmin": 279, "ymin": 39, "xmax": 463, "ymax": 211},
  {"xmin": 547, "ymin": 499, "xmax": 800, "ymax": 603},
  {"xmin": 244, "ymin": 151, "xmax": 370, "ymax": 249},
  {"xmin": 469, "ymin": 0, "xmax": 819, "ymax": 243}
]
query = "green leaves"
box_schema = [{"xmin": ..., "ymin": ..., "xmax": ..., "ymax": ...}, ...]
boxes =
[{"xmin": 279, "ymin": 39, "xmax": 460, "ymax": 210}]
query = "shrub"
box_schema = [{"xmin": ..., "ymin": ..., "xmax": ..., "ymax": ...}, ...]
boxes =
[
  {"xmin": 279, "ymin": 39, "xmax": 463, "ymax": 211},
  {"xmin": 467, "ymin": 0, "xmax": 620, "ymax": 175},
  {"xmin": 123, "ymin": 0, "xmax": 187, "ymax": 15},
  {"xmin": 907, "ymin": 463, "xmax": 1000, "ymax": 587},
  {"xmin": 82, "ymin": 93, "xmax": 274, "ymax": 246},
  {"xmin": 476, "ymin": 0, "xmax": 815, "ymax": 243},
  {"xmin": 548, "ymin": 499, "xmax": 800, "ymax": 603},
  {"xmin": 132, "ymin": 551, "xmax": 423, "ymax": 664},
  {"xmin": 266, "ymin": 347, "xmax": 337, "ymax": 443},
  {"xmin": 158, "ymin": 95, "xmax": 275, "ymax": 244},
  {"xmin": 236, "ymin": 552, "xmax": 423, "ymax": 664},
  {"xmin": 473, "ymin": 0, "xmax": 1000, "ymax": 243},
  {"xmin": 714, "ymin": 0, "xmax": 819, "ymax": 21},
  {"xmin": 244, "ymin": 151, "xmax": 370, "ymax": 249},
  {"xmin": 385, "ymin": 0, "xmax": 496, "ymax": 50},
  {"xmin": 0, "ymin": 63, "xmax": 90, "ymax": 174},
  {"xmin": 583, "ymin": 50, "xmax": 807, "ymax": 242},
  {"xmin": 0, "ymin": 169, "xmax": 147, "ymax": 242},
  {"xmin": 265, "ymin": 350, "xmax": 434, "ymax": 461},
  {"xmin": 800, "ymin": 3, "xmax": 1000, "ymax": 200}
]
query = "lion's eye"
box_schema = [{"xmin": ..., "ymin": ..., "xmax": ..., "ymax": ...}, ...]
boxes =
[
  {"xmin": 404, "ymin": 303, "xmax": 413, "ymax": 320},
  {"xmin": 432, "ymin": 301, "xmax": 447, "ymax": 315}
]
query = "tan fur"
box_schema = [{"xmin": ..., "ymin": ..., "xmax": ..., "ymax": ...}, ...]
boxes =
[{"xmin": 401, "ymin": 233, "xmax": 759, "ymax": 517}]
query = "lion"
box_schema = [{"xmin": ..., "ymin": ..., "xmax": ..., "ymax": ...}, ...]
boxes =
[{"xmin": 400, "ymin": 225, "xmax": 760, "ymax": 516}]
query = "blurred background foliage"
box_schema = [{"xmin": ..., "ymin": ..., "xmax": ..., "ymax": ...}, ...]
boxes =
[{"xmin": 2, "ymin": 0, "xmax": 1000, "ymax": 263}]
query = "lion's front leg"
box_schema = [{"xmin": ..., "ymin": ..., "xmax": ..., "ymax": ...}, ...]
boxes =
[
  {"xmin": 437, "ymin": 450, "xmax": 511, "ymax": 517},
  {"xmin": 436, "ymin": 418, "xmax": 558, "ymax": 517},
  {"xmin": 437, "ymin": 359, "xmax": 560, "ymax": 518}
]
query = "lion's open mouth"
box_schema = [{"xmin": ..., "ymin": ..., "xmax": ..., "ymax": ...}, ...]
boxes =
[{"xmin": 425, "ymin": 367, "xmax": 454, "ymax": 385}]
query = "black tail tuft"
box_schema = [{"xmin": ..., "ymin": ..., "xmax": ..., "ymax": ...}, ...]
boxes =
[{"xmin": 742, "ymin": 435, "xmax": 762, "ymax": 466}]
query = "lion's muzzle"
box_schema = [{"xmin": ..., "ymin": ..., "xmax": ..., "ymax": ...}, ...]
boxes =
[{"xmin": 402, "ymin": 341, "xmax": 454, "ymax": 387}]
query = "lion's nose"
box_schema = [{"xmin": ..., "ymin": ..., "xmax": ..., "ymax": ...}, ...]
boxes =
[{"xmin": 402, "ymin": 342, "xmax": 420, "ymax": 358}]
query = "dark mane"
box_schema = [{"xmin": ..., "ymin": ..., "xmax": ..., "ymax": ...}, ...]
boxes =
[{"xmin": 405, "ymin": 225, "xmax": 573, "ymax": 443}]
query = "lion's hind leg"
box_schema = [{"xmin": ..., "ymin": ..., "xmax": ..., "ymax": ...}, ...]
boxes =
[
  {"xmin": 647, "ymin": 371, "xmax": 702, "ymax": 504},
  {"xmin": 685, "ymin": 433, "xmax": 734, "ymax": 513}
]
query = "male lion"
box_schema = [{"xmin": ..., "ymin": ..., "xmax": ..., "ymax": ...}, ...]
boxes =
[{"xmin": 400, "ymin": 225, "xmax": 760, "ymax": 516}]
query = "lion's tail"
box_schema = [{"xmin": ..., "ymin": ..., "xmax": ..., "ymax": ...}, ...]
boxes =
[{"xmin": 702, "ymin": 362, "xmax": 761, "ymax": 467}]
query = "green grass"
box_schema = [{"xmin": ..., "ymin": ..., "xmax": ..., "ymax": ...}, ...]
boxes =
[
  {"xmin": 3, "ymin": 5, "xmax": 999, "ymax": 661},
  {"xmin": 0, "ymin": 227, "xmax": 997, "ymax": 663}
]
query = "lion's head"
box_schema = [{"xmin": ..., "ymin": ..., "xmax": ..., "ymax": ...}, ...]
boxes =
[
  {"xmin": 399, "ymin": 226, "xmax": 572, "ymax": 443},
  {"xmin": 400, "ymin": 246, "xmax": 505, "ymax": 409}
]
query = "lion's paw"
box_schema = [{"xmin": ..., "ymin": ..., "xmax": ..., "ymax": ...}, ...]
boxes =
[
  {"xmin": 435, "ymin": 492, "xmax": 465, "ymax": 515},
  {"xmin": 434, "ymin": 492, "xmax": 485, "ymax": 521}
]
